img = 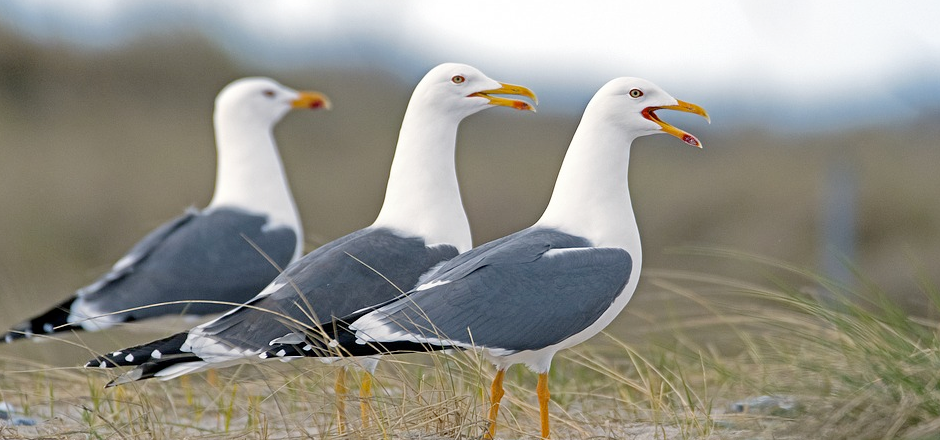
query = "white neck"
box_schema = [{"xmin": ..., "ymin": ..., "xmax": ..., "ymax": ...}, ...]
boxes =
[
  {"xmin": 372, "ymin": 104, "xmax": 472, "ymax": 253},
  {"xmin": 207, "ymin": 109, "xmax": 302, "ymax": 254},
  {"xmin": 535, "ymin": 110, "xmax": 641, "ymax": 256}
]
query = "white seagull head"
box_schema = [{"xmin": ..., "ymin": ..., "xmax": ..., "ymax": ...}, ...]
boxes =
[
  {"xmin": 591, "ymin": 77, "xmax": 709, "ymax": 147},
  {"xmin": 214, "ymin": 77, "xmax": 331, "ymax": 126},
  {"xmin": 410, "ymin": 63, "xmax": 537, "ymax": 120}
]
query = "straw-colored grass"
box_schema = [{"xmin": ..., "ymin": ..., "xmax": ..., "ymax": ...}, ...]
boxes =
[{"xmin": 2, "ymin": 253, "xmax": 938, "ymax": 439}]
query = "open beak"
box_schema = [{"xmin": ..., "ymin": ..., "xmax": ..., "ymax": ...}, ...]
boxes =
[
  {"xmin": 642, "ymin": 99, "xmax": 710, "ymax": 148},
  {"xmin": 470, "ymin": 82, "xmax": 538, "ymax": 112},
  {"xmin": 292, "ymin": 91, "xmax": 332, "ymax": 110}
]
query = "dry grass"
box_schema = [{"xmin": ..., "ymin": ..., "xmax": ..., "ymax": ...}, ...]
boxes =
[
  {"xmin": 0, "ymin": 353, "xmax": 732, "ymax": 439},
  {"xmin": 644, "ymin": 249, "xmax": 940, "ymax": 440},
  {"xmin": 3, "ymin": 253, "xmax": 937, "ymax": 439}
]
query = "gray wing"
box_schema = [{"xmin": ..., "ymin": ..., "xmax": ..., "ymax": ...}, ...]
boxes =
[
  {"xmin": 352, "ymin": 228, "xmax": 633, "ymax": 353},
  {"xmin": 186, "ymin": 227, "xmax": 460, "ymax": 354},
  {"xmin": 74, "ymin": 207, "xmax": 298, "ymax": 321}
]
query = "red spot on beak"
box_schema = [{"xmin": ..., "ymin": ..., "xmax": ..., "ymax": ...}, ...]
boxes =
[{"xmin": 513, "ymin": 101, "xmax": 533, "ymax": 111}]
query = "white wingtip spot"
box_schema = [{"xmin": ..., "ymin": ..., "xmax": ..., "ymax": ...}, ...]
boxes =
[
  {"xmin": 276, "ymin": 349, "xmax": 287, "ymax": 357},
  {"xmin": 259, "ymin": 353, "xmax": 268, "ymax": 359},
  {"xmin": 125, "ymin": 354, "xmax": 134, "ymax": 363},
  {"xmin": 43, "ymin": 323, "xmax": 54, "ymax": 333},
  {"xmin": 98, "ymin": 362, "xmax": 107, "ymax": 369},
  {"xmin": 327, "ymin": 339, "xmax": 339, "ymax": 348},
  {"xmin": 151, "ymin": 349, "xmax": 162, "ymax": 359},
  {"xmin": 302, "ymin": 344, "xmax": 312, "ymax": 351},
  {"xmin": 5, "ymin": 334, "xmax": 13, "ymax": 343},
  {"xmin": 112, "ymin": 351, "xmax": 123, "ymax": 357}
]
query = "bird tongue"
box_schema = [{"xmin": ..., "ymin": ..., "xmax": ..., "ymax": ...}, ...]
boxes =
[{"xmin": 680, "ymin": 133, "xmax": 701, "ymax": 147}]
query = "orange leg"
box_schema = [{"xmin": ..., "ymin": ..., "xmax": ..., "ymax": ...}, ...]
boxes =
[
  {"xmin": 359, "ymin": 372, "xmax": 373, "ymax": 428},
  {"xmin": 484, "ymin": 369, "xmax": 506, "ymax": 439},
  {"xmin": 335, "ymin": 367, "xmax": 348, "ymax": 434},
  {"xmin": 537, "ymin": 372, "xmax": 551, "ymax": 439}
]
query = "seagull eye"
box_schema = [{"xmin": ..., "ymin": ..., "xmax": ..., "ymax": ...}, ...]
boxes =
[
  {"xmin": 628, "ymin": 88, "xmax": 643, "ymax": 98},
  {"xmin": 262, "ymin": 90, "xmax": 276, "ymax": 98},
  {"xmin": 451, "ymin": 75, "xmax": 466, "ymax": 84}
]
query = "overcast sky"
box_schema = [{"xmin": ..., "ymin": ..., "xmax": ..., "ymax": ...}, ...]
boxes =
[{"xmin": 2, "ymin": 0, "xmax": 939, "ymax": 130}]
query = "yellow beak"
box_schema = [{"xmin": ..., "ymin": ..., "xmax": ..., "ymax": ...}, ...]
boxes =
[
  {"xmin": 470, "ymin": 82, "xmax": 538, "ymax": 112},
  {"xmin": 642, "ymin": 99, "xmax": 709, "ymax": 148},
  {"xmin": 292, "ymin": 91, "xmax": 332, "ymax": 110}
]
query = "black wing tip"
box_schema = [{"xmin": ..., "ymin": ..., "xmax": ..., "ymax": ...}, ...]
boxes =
[
  {"xmin": 86, "ymin": 358, "xmax": 109, "ymax": 368},
  {"xmin": 3, "ymin": 324, "xmax": 68, "ymax": 344},
  {"xmin": 84, "ymin": 353, "xmax": 131, "ymax": 369},
  {"xmin": 259, "ymin": 344, "xmax": 304, "ymax": 360},
  {"xmin": 259, "ymin": 328, "xmax": 359, "ymax": 360},
  {"xmin": 85, "ymin": 353, "xmax": 134, "ymax": 369},
  {"xmin": 259, "ymin": 330, "xmax": 455, "ymax": 360},
  {"xmin": 2, "ymin": 330, "xmax": 24, "ymax": 344},
  {"xmin": 4, "ymin": 297, "xmax": 80, "ymax": 343},
  {"xmin": 84, "ymin": 331, "xmax": 191, "ymax": 369},
  {"xmin": 85, "ymin": 347, "xmax": 145, "ymax": 368}
]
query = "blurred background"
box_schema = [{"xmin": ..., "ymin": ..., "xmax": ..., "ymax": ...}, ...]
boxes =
[{"xmin": 1, "ymin": 0, "xmax": 938, "ymax": 363}]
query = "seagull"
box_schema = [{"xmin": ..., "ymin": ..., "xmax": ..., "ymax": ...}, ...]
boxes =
[
  {"xmin": 3, "ymin": 77, "xmax": 329, "ymax": 343},
  {"xmin": 259, "ymin": 77, "xmax": 708, "ymax": 439},
  {"xmin": 85, "ymin": 64, "xmax": 536, "ymax": 427}
]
